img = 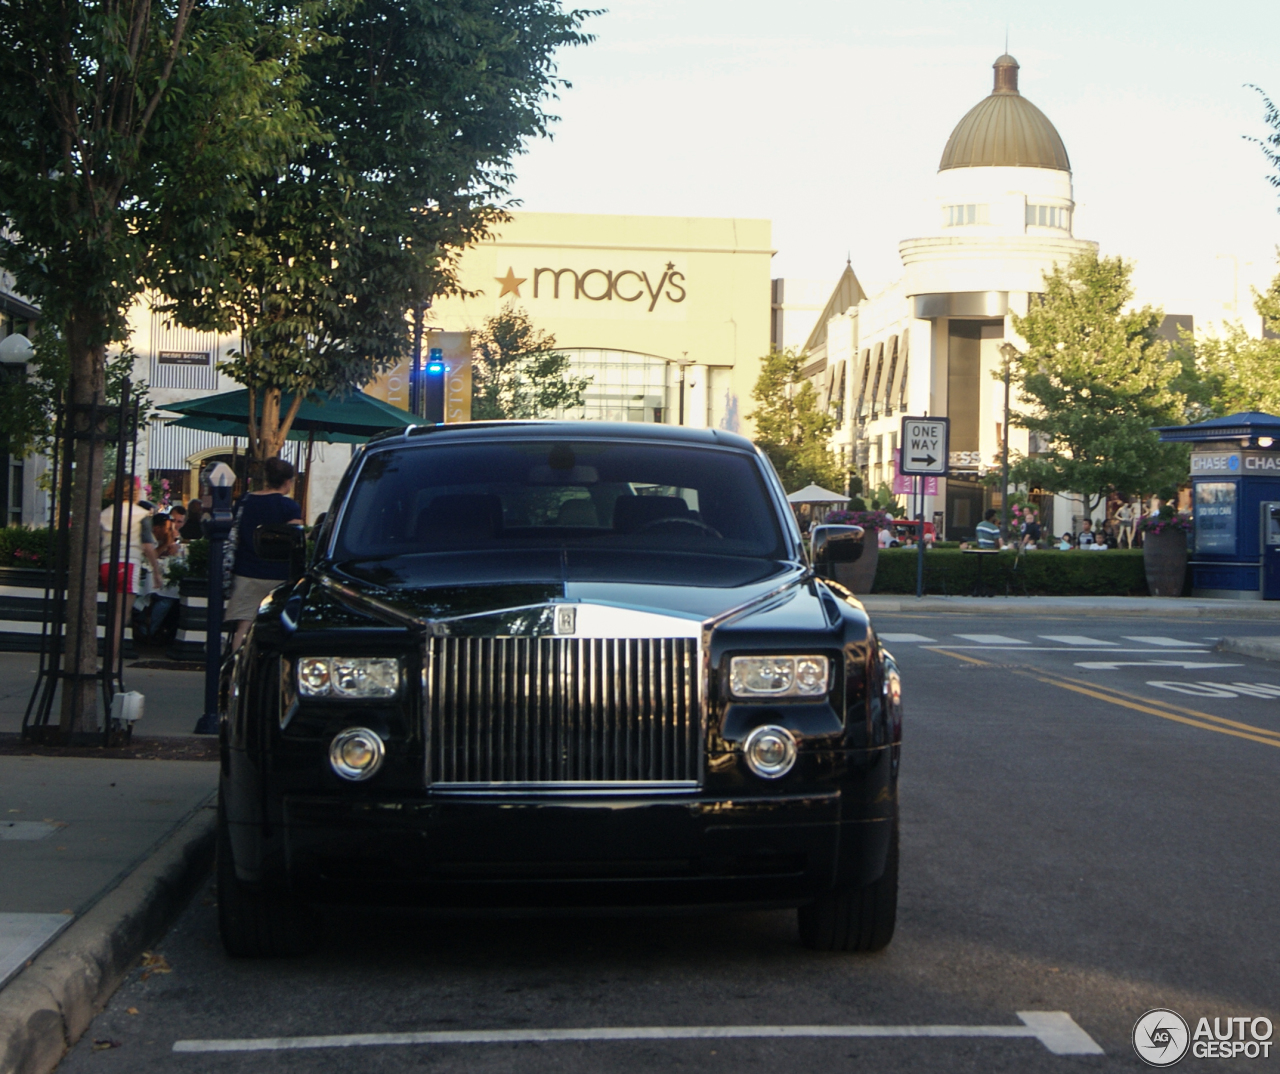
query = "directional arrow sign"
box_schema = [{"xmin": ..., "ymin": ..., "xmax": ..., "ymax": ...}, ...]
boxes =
[{"xmin": 899, "ymin": 417, "xmax": 949, "ymax": 476}]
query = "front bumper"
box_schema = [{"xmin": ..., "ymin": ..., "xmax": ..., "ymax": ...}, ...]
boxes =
[{"xmin": 228, "ymin": 779, "xmax": 893, "ymax": 909}]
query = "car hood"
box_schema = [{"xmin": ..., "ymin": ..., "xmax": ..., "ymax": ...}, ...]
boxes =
[{"xmin": 300, "ymin": 549, "xmax": 836, "ymax": 635}]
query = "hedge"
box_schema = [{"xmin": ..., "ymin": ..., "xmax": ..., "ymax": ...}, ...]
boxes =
[
  {"xmin": 872, "ymin": 548, "xmax": 1150, "ymax": 596},
  {"xmin": 0, "ymin": 526, "xmax": 52, "ymax": 569}
]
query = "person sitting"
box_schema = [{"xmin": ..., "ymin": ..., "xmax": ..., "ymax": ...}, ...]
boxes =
[
  {"xmin": 975, "ymin": 508, "xmax": 1002, "ymax": 549},
  {"xmin": 1078, "ymin": 519, "xmax": 1097, "ymax": 547},
  {"xmin": 151, "ymin": 512, "xmax": 180, "ymax": 558},
  {"xmin": 227, "ymin": 458, "xmax": 305, "ymax": 651},
  {"xmin": 179, "ymin": 499, "xmax": 205, "ymax": 542},
  {"xmin": 1057, "ymin": 532, "xmax": 1074, "ymax": 551}
]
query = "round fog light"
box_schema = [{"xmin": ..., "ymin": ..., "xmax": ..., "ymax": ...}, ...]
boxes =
[
  {"xmin": 742, "ymin": 725, "xmax": 797, "ymax": 779},
  {"xmin": 329, "ymin": 727, "xmax": 385, "ymax": 781}
]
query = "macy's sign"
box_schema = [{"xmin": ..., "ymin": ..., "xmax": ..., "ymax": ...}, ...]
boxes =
[{"xmin": 495, "ymin": 263, "xmax": 687, "ymax": 312}]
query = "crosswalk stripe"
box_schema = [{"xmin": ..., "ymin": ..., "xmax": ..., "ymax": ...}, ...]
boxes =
[
  {"xmin": 1121, "ymin": 636, "xmax": 1203, "ymax": 647},
  {"xmin": 954, "ymin": 634, "xmax": 1027, "ymax": 645},
  {"xmin": 1038, "ymin": 635, "xmax": 1115, "ymax": 646},
  {"xmin": 879, "ymin": 633, "xmax": 937, "ymax": 643}
]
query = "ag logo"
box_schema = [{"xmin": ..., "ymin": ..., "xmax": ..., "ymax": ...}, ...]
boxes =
[{"xmin": 1133, "ymin": 1009, "xmax": 1190, "ymax": 1067}]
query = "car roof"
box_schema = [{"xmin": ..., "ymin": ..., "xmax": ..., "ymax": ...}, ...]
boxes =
[{"xmin": 365, "ymin": 420, "xmax": 758, "ymax": 455}]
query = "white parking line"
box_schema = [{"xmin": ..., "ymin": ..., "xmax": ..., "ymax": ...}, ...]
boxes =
[
  {"xmin": 1076, "ymin": 660, "xmax": 1241, "ymax": 671},
  {"xmin": 879, "ymin": 633, "xmax": 937, "ymax": 643},
  {"xmin": 954, "ymin": 634, "xmax": 1027, "ymax": 645},
  {"xmin": 1038, "ymin": 635, "xmax": 1116, "ymax": 646},
  {"xmin": 172, "ymin": 1012, "xmax": 1103, "ymax": 1057},
  {"xmin": 1122, "ymin": 636, "xmax": 1202, "ymax": 647}
]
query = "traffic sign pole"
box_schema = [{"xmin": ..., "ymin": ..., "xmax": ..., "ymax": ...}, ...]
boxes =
[{"xmin": 915, "ymin": 476, "xmax": 925, "ymax": 598}]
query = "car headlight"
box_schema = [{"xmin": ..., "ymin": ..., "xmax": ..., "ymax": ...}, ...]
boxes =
[
  {"xmin": 729, "ymin": 655, "xmax": 830, "ymax": 698},
  {"xmin": 297, "ymin": 657, "xmax": 400, "ymax": 698}
]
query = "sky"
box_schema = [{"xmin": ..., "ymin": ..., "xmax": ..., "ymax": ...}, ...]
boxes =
[{"xmin": 507, "ymin": 0, "xmax": 1280, "ymax": 333}]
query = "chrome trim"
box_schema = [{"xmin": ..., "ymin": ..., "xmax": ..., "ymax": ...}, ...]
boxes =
[
  {"xmin": 429, "ymin": 781, "xmax": 699, "ymax": 797},
  {"xmin": 424, "ymin": 636, "xmax": 700, "ymax": 788}
]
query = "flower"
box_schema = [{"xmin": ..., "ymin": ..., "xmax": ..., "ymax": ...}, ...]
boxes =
[
  {"xmin": 826, "ymin": 509, "xmax": 895, "ymax": 531},
  {"xmin": 1136, "ymin": 509, "xmax": 1192, "ymax": 536}
]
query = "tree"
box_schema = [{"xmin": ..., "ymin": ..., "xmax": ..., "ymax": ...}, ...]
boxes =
[
  {"xmin": 160, "ymin": 0, "xmax": 594, "ymax": 460},
  {"xmin": 748, "ymin": 348, "xmax": 843, "ymax": 492},
  {"xmin": 471, "ymin": 305, "xmax": 589, "ymax": 419},
  {"xmin": 1172, "ymin": 267, "xmax": 1280, "ymax": 417},
  {"xmin": 1249, "ymin": 86, "xmax": 1280, "ymax": 207},
  {"xmin": 1007, "ymin": 251, "xmax": 1188, "ymax": 517},
  {"xmin": 0, "ymin": 0, "xmax": 322, "ymax": 733}
]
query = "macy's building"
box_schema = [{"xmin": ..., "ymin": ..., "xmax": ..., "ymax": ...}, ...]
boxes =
[{"xmin": 415, "ymin": 212, "xmax": 773, "ymax": 433}]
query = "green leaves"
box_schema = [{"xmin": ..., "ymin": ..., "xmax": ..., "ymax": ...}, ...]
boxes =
[
  {"xmin": 471, "ymin": 304, "xmax": 589, "ymax": 419},
  {"xmin": 749, "ymin": 348, "xmax": 843, "ymax": 493},
  {"xmin": 158, "ymin": 0, "xmax": 595, "ymax": 457},
  {"xmin": 1008, "ymin": 251, "xmax": 1188, "ymax": 512}
]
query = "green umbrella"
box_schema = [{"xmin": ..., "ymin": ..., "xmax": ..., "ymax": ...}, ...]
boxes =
[{"xmin": 161, "ymin": 388, "xmax": 417, "ymax": 443}]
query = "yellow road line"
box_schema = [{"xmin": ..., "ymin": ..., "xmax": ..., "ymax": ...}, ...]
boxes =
[
  {"xmin": 1025, "ymin": 675, "xmax": 1280, "ymax": 749},
  {"xmin": 1034, "ymin": 671, "xmax": 1280, "ymax": 741},
  {"xmin": 925, "ymin": 647, "xmax": 992, "ymax": 667}
]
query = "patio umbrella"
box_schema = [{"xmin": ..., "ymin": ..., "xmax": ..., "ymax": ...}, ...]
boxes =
[
  {"xmin": 160, "ymin": 388, "xmax": 417, "ymax": 443},
  {"xmin": 785, "ymin": 484, "xmax": 850, "ymax": 505}
]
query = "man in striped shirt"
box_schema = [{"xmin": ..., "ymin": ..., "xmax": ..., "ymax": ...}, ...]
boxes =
[{"xmin": 975, "ymin": 509, "xmax": 1003, "ymax": 549}]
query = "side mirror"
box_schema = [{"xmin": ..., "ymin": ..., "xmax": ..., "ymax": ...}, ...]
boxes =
[
  {"xmin": 254, "ymin": 524, "xmax": 307, "ymax": 581},
  {"xmin": 810, "ymin": 524, "xmax": 865, "ymax": 579}
]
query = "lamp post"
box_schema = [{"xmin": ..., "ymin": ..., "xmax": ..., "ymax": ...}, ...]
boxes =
[
  {"xmin": 674, "ymin": 353, "xmax": 695, "ymax": 426},
  {"xmin": 998, "ymin": 342, "xmax": 1016, "ymax": 542},
  {"xmin": 193, "ymin": 462, "xmax": 236, "ymax": 735}
]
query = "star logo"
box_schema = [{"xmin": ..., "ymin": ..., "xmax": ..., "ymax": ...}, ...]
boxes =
[{"xmin": 495, "ymin": 267, "xmax": 526, "ymax": 298}]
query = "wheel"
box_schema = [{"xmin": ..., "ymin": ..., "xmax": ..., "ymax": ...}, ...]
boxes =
[
  {"xmin": 216, "ymin": 802, "xmax": 316, "ymax": 958},
  {"xmin": 798, "ymin": 818, "xmax": 898, "ymax": 952}
]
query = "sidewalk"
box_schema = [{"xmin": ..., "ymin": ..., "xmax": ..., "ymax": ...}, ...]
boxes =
[
  {"xmin": 0, "ymin": 659, "xmax": 216, "ymax": 1074},
  {"xmin": 860, "ymin": 594, "xmax": 1280, "ymax": 619}
]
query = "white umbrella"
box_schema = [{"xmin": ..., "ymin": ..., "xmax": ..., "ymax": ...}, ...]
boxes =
[{"xmin": 785, "ymin": 484, "xmax": 850, "ymax": 505}]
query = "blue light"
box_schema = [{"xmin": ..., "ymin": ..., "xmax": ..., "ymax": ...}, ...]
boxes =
[{"xmin": 426, "ymin": 361, "xmax": 445, "ymax": 375}]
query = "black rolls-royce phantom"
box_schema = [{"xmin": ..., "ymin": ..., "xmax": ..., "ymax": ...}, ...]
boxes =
[{"xmin": 218, "ymin": 422, "xmax": 902, "ymax": 956}]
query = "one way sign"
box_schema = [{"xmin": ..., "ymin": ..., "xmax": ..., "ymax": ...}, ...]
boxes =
[{"xmin": 899, "ymin": 417, "xmax": 949, "ymax": 476}]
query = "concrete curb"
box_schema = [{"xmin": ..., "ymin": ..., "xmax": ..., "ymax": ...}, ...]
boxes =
[
  {"xmin": 1217, "ymin": 637, "xmax": 1280, "ymax": 662},
  {"xmin": 860, "ymin": 596, "xmax": 1280, "ymax": 619},
  {"xmin": 0, "ymin": 800, "xmax": 215, "ymax": 1074}
]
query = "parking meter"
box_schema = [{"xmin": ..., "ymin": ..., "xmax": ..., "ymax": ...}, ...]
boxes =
[
  {"xmin": 1263, "ymin": 502, "xmax": 1280, "ymax": 601},
  {"xmin": 194, "ymin": 463, "xmax": 236, "ymax": 734}
]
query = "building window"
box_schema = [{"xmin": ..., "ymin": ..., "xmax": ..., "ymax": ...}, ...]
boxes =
[
  {"xmin": 1026, "ymin": 204, "xmax": 1070, "ymax": 230},
  {"xmin": 943, "ymin": 204, "xmax": 989, "ymax": 227}
]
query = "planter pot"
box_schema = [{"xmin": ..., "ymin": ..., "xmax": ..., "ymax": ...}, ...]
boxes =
[
  {"xmin": 1143, "ymin": 529, "xmax": 1188, "ymax": 597},
  {"xmin": 835, "ymin": 539, "xmax": 879, "ymax": 594}
]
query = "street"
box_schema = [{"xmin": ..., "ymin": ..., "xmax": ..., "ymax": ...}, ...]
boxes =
[{"xmin": 55, "ymin": 612, "xmax": 1280, "ymax": 1072}]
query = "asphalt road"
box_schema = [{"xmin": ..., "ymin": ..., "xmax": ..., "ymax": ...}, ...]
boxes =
[{"xmin": 57, "ymin": 613, "xmax": 1280, "ymax": 1072}]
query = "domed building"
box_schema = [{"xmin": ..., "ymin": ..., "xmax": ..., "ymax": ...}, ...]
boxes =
[{"xmin": 795, "ymin": 54, "xmax": 1098, "ymax": 540}]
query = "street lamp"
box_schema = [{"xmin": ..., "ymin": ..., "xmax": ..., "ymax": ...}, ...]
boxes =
[
  {"xmin": 194, "ymin": 462, "xmax": 236, "ymax": 735},
  {"xmin": 673, "ymin": 354, "xmax": 695, "ymax": 426},
  {"xmin": 998, "ymin": 342, "xmax": 1017, "ymax": 542}
]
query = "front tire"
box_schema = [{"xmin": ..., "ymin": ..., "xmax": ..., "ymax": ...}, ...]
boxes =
[
  {"xmin": 216, "ymin": 802, "xmax": 316, "ymax": 958},
  {"xmin": 798, "ymin": 818, "xmax": 898, "ymax": 952}
]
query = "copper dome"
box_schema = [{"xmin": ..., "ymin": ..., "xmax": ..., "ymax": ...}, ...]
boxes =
[{"xmin": 939, "ymin": 55, "xmax": 1070, "ymax": 172}]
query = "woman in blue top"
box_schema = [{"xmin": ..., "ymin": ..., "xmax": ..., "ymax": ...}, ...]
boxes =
[{"xmin": 227, "ymin": 457, "xmax": 304, "ymax": 650}]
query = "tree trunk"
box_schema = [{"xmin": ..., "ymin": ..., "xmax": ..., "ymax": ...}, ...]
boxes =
[{"xmin": 59, "ymin": 312, "xmax": 109, "ymax": 736}]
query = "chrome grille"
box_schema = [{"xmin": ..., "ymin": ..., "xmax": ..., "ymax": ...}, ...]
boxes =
[{"xmin": 424, "ymin": 637, "xmax": 700, "ymax": 788}]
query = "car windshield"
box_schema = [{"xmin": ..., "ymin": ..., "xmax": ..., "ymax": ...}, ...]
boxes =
[{"xmin": 332, "ymin": 440, "xmax": 787, "ymax": 561}]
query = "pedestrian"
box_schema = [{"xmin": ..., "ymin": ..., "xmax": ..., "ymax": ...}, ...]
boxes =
[
  {"xmin": 1078, "ymin": 519, "xmax": 1097, "ymax": 547},
  {"xmin": 975, "ymin": 508, "xmax": 1002, "ymax": 549},
  {"xmin": 1115, "ymin": 501, "xmax": 1135, "ymax": 548},
  {"xmin": 226, "ymin": 458, "xmax": 304, "ymax": 651},
  {"xmin": 179, "ymin": 499, "xmax": 204, "ymax": 542},
  {"xmin": 99, "ymin": 479, "xmax": 162, "ymax": 651}
]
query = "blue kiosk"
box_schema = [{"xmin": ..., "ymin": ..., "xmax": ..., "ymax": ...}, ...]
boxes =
[{"xmin": 1156, "ymin": 411, "xmax": 1280, "ymax": 600}]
